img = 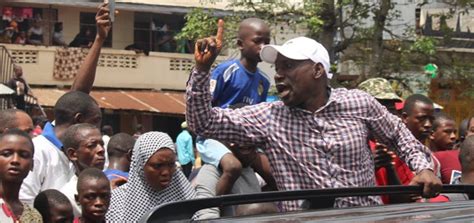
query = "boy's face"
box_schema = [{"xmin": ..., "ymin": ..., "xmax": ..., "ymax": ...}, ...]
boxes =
[
  {"xmin": 403, "ymin": 101, "xmax": 435, "ymax": 142},
  {"xmin": 69, "ymin": 128, "xmax": 106, "ymax": 172},
  {"xmin": 76, "ymin": 178, "xmax": 111, "ymax": 222},
  {"xmin": 238, "ymin": 24, "xmax": 271, "ymax": 62},
  {"xmin": 0, "ymin": 135, "xmax": 33, "ymax": 184},
  {"xmin": 430, "ymin": 119, "xmax": 457, "ymax": 150},
  {"xmin": 48, "ymin": 203, "xmax": 74, "ymax": 223}
]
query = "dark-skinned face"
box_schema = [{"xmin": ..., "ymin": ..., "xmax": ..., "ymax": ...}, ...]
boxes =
[
  {"xmin": 274, "ymin": 54, "xmax": 321, "ymax": 110},
  {"xmin": 403, "ymin": 102, "xmax": 434, "ymax": 142},
  {"xmin": 430, "ymin": 119, "xmax": 457, "ymax": 151},
  {"xmin": 238, "ymin": 24, "xmax": 271, "ymax": 62},
  {"xmin": 144, "ymin": 148, "xmax": 176, "ymax": 191}
]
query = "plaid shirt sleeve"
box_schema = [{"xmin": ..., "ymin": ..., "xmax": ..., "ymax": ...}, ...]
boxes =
[
  {"xmin": 363, "ymin": 92, "xmax": 433, "ymax": 173},
  {"xmin": 186, "ymin": 68, "xmax": 269, "ymax": 146}
]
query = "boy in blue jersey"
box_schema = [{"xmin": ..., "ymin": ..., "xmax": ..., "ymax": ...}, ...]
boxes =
[{"xmin": 197, "ymin": 18, "xmax": 277, "ymax": 195}]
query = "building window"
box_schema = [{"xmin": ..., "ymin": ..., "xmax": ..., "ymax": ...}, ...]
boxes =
[
  {"xmin": 79, "ymin": 12, "xmax": 112, "ymax": 47},
  {"xmin": 133, "ymin": 12, "xmax": 189, "ymax": 54}
]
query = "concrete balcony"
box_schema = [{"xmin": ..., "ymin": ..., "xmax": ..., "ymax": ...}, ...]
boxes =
[{"xmin": 1, "ymin": 43, "xmax": 227, "ymax": 91}]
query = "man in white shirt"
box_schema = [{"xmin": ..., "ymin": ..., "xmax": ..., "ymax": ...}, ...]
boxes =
[
  {"xmin": 59, "ymin": 123, "xmax": 106, "ymax": 216},
  {"xmin": 19, "ymin": 91, "xmax": 102, "ymax": 204}
]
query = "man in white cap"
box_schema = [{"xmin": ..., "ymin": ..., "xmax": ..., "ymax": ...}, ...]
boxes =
[{"xmin": 186, "ymin": 20, "xmax": 441, "ymax": 211}]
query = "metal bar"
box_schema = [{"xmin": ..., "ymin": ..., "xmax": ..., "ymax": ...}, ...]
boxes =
[{"xmin": 140, "ymin": 185, "xmax": 474, "ymax": 223}]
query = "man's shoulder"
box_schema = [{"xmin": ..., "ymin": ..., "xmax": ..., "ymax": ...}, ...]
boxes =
[
  {"xmin": 212, "ymin": 60, "xmax": 241, "ymax": 79},
  {"xmin": 33, "ymin": 135, "xmax": 58, "ymax": 151},
  {"xmin": 331, "ymin": 88, "xmax": 373, "ymax": 104}
]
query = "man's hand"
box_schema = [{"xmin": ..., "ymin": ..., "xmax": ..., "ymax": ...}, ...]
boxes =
[
  {"xmin": 373, "ymin": 143, "xmax": 396, "ymax": 170},
  {"xmin": 95, "ymin": 3, "xmax": 112, "ymax": 41},
  {"xmin": 194, "ymin": 19, "xmax": 224, "ymax": 72},
  {"xmin": 409, "ymin": 169, "xmax": 442, "ymax": 198}
]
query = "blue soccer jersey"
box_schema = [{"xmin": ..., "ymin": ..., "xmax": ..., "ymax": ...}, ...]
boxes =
[{"xmin": 210, "ymin": 59, "xmax": 270, "ymax": 108}]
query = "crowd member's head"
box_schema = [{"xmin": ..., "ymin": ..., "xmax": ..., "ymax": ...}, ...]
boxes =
[
  {"xmin": 237, "ymin": 18, "xmax": 270, "ymax": 63},
  {"xmin": 107, "ymin": 133, "xmax": 135, "ymax": 172},
  {"xmin": 357, "ymin": 78, "xmax": 403, "ymax": 115},
  {"xmin": 467, "ymin": 117, "xmax": 474, "ymax": 137},
  {"xmin": 32, "ymin": 115, "xmax": 48, "ymax": 129},
  {"xmin": 34, "ymin": 189, "xmax": 74, "ymax": 223},
  {"xmin": 54, "ymin": 91, "xmax": 102, "ymax": 128},
  {"xmin": 0, "ymin": 109, "xmax": 34, "ymax": 135},
  {"xmin": 429, "ymin": 113, "xmax": 457, "ymax": 152},
  {"xmin": 13, "ymin": 64, "xmax": 23, "ymax": 78},
  {"xmin": 458, "ymin": 119, "xmax": 470, "ymax": 144},
  {"xmin": 61, "ymin": 123, "xmax": 106, "ymax": 173},
  {"xmin": 101, "ymin": 125, "xmax": 113, "ymax": 137},
  {"xmin": 76, "ymin": 168, "xmax": 110, "ymax": 223},
  {"xmin": 106, "ymin": 132, "xmax": 196, "ymax": 222},
  {"xmin": 401, "ymin": 94, "xmax": 435, "ymax": 143},
  {"xmin": 260, "ymin": 37, "xmax": 332, "ymax": 112},
  {"xmin": 459, "ymin": 136, "xmax": 474, "ymax": 181},
  {"xmin": 227, "ymin": 143, "xmax": 258, "ymax": 168},
  {"xmin": 0, "ymin": 129, "xmax": 34, "ymax": 185}
]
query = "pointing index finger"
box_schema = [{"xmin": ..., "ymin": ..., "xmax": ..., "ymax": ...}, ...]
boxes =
[{"xmin": 216, "ymin": 19, "xmax": 224, "ymax": 49}]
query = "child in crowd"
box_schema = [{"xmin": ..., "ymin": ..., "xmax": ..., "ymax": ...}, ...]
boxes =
[
  {"xmin": 0, "ymin": 129, "xmax": 43, "ymax": 222},
  {"xmin": 430, "ymin": 113, "xmax": 457, "ymax": 152},
  {"xmin": 59, "ymin": 123, "xmax": 106, "ymax": 217},
  {"xmin": 34, "ymin": 189, "xmax": 74, "ymax": 223},
  {"xmin": 430, "ymin": 113, "xmax": 461, "ymax": 184},
  {"xmin": 196, "ymin": 17, "xmax": 275, "ymax": 196},
  {"xmin": 75, "ymin": 168, "xmax": 110, "ymax": 223}
]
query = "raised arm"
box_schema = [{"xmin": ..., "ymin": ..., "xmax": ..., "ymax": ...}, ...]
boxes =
[
  {"xmin": 186, "ymin": 20, "xmax": 268, "ymax": 146},
  {"xmin": 71, "ymin": 3, "xmax": 111, "ymax": 93}
]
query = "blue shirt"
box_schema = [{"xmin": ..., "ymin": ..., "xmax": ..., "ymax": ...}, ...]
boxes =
[
  {"xmin": 42, "ymin": 122, "xmax": 63, "ymax": 149},
  {"xmin": 176, "ymin": 129, "xmax": 195, "ymax": 165},
  {"xmin": 210, "ymin": 59, "xmax": 270, "ymax": 108}
]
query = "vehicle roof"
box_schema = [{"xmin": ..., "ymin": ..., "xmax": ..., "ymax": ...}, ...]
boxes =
[{"xmin": 211, "ymin": 200, "xmax": 474, "ymax": 222}]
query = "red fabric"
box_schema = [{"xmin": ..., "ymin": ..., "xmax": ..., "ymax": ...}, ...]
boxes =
[
  {"xmin": 433, "ymin": 150, "xmax": 461, "ymax": 184},
  {"xmin": 2, "ymin": 202, "xmax": 18, "ymax": 221},
  {"xmin": 428, "ymin": 195, "xmax": 450, "ymax": 203},
  {"xmin": 371, "ymin": 140, "xmax": 415, "ymax": 204},
  {"xmin": 73, "ymin": 217, "xmax": 80, "ymax": 223}
]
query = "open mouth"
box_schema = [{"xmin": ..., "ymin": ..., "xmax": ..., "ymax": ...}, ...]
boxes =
[{"xmin": 275, "ymin": 83, "xmax": 290, "ymax": 99}]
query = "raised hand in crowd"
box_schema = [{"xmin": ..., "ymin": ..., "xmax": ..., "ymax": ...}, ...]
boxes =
[
  {"xmin": 72, "ymin": 2, "xmax": 114, "ymax": 93},
  {"xmin": 194, "ymin": 19, "xmax": 224, "ymax": 72}
]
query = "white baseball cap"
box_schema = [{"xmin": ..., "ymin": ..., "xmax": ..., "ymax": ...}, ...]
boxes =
[{"xmin": 260, "ymin": 37, "xmax": 332, "ymax": 79}]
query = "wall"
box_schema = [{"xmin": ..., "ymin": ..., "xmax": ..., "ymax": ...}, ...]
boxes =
[{"xmin": 1, "ymin": 43, "xmax": 230, "ymax": 91}]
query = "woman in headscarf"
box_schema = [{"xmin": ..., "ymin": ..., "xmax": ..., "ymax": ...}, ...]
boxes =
[{"xmin": 106, "ymin": 131, "xmax": 197, "ymax": 222}]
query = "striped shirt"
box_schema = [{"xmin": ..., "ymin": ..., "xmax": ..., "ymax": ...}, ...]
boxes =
[{"xmin": 186, "ymin": 68, "xmax": 433, "ymax": 210}]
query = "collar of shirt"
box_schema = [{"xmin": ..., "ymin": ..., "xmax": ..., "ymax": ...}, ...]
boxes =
[
  {"xmin": 292, "ymin": 87, "xmax": 336, "ymax": 114},
  {"xmin": 42, "ymin": 121, "xmax": 63, "ymax": 149}
]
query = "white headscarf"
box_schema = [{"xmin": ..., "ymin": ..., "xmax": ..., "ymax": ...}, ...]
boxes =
[{"xmin": 106, "ymin": 131, "xmax": 197, "ymax": 222}]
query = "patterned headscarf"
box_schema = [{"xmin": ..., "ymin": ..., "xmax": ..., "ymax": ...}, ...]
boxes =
[{"xmin": 106, "ymin": 132, "xmax": 197, "ymax": 222}]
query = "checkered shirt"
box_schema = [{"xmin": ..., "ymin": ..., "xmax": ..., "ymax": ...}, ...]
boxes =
[{"xmin": 186, "ymin": 69, "xmax": 433, "ymax": 211}]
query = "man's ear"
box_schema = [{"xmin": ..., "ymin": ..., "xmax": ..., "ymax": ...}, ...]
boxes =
[
  {"xmin": 401, "ymin": 112, "xmax": 408, "ymax": 124},
  {"xmin": 313, "ymin": 63, "xmax": 324, "ymax": 79},
  {"xmin": 65, "ymin": 147, "xmax": 78, "ymax": 162},
  {"xmin": 237, "ymin": 38, "xmax": 243, "ymax": 50},
  {"xmin": 73, "ymin": 113, "xmax": 83, "ymax": 124}
]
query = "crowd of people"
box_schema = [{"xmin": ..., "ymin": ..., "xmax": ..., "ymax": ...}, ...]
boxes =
[{"xmin": 1, "ymin": 3, "xmax": 474, "ymax": 222}]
